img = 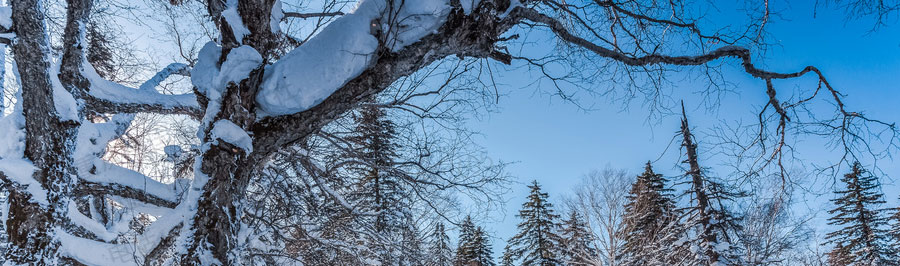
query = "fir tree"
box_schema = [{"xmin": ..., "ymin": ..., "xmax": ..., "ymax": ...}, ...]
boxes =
[
  {"xmin": 826, "ymin": 242, "xmax": 852, "ymax": 266},
  {"xmin": 619, "ymin": 162, "xmax": 678, "ymax": 265},
  {"xmin": 455, "ymin": 216, "xmax": 495, "ymax": 266},
  {"xmin": 677, "ymin": 106, "xmax": 743, "ymax": 265},
  {"xmin": 499, "ymin": 246, "xmax": 515, "ymax": 266},
  {"xmin": 347, "ymin": 102, "xmax": 412, "ymax": 264},
  {"xmin": 825, "ymin": 162, "xmax": 897, "ymax": 266},
  {"xmin": 429, "ymin": 222, "xmax": 455, "ymax": 266},
  {"xmin": 559, "ymin": 210, "xmax": 597, "ymax": 265},
  {"xmin": 401, "ymin": 219, "xmax": 427, "ymax": 266},
  {"xmin": 471, "ymin": 227, "xmax": 496, "ymax": 266},
  {"xmin": 504, "ymin": 180, "xmax": 562, "ymax": 266},
  {"xmin": 891, "ymin": 194, "xmax": 900, "ymax": 256}
]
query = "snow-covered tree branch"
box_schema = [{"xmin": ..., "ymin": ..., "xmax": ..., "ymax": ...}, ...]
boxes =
[{"xmin": 0, "ymin": 0, "xmax": 896, "ymax": 264}]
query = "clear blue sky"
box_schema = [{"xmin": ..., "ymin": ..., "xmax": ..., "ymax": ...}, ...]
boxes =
[{"xmin": 468, "ymin": 0, "xmax": 900, "ymax": 255}]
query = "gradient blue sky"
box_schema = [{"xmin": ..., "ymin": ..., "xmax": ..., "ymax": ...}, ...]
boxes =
[{"xmin": 468, "ymin": 0, "xmax": 900, "ymax": 254}]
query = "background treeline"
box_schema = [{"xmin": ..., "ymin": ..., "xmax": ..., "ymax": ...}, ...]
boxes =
[{"xmin": 264, "ymin": 103, "xmax": 900, "ymax": 265}]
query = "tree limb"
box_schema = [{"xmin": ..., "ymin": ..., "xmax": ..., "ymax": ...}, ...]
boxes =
[{"xmin": 282, "ymin": 11, "xmax": 344, "ymax": 20}]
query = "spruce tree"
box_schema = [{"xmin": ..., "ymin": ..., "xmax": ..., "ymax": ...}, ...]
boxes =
[
  {"xmin": 401, "ymin": 220, "xmax": 427, "ymax": 266},
  {"xmin": 891, "ymin": 194, "xmax": 900, "ymax": 256},
  {"xmin": 619, "ymin": 162, "xmax": 678, "ymax": 265},
  {"xmin": 503, "ymin": 180, "xmax": 562, "ymax": 266},
  {"xmin": 677, "ymin": 107, "xmax": 743, "ymax": 265},
  {"xmin": 471, "ymin": 227, "xmax": 496, "ymax": 266},
  {"xmin": 559, "ymin": 210, "xmax": 597, "ymax": 265},
  {"xmin": 347, "ymin": 102, "xmax": 412, "ymax": 264},
  {"xmin": 499, "ymin": 246, "xmax": 515, "ymax": 266},
  {"xmin": 455, "ymin": 216, "xmax": 495, "ymax": 266},
  {"xmin": 825, "ymin": 162, "xmax": 897, "ymax": 266},
  {"xmin": 429, "ymin": 222, "xmax": 455, "ymax": 266}
]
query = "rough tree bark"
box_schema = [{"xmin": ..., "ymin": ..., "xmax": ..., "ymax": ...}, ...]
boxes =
[
  {"xmin": 183, "ymin": 0, "xmax": 519, "ymax": 264},
  {"xmin": 4, "ymin": 0, "xmax": 85, "ymax": 263}
]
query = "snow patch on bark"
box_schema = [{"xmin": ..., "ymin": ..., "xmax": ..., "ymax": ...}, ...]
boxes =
[
  {"xmin": 0, "ymin": 6, "xmax": 10, "ymax": 29},
  {"xmin": 67, "ymin": 203, "xmax": 118, "ymax": 242},
  {"xmin": 460, "ymin": 0, "xmax": 480, "ymax": 15},
  {"xmin": 222, "ymin": 0, "xmax": 250, "ymax": 43},
  {"xmin": 219, "ymin": 45, "xmax": 263, "ymax": 87},
  {"xmin": 256, "ymin": 0, "xmax": 450, "ymax": 117},
  {"xmin": 0, "ymin": 88, "xmax": 25, "ymax": 159},
  {"xmin": 192, "ymin": 43, "xmax": 262, "ymax": 137},
  {"xmin": 0, "ymin": 158, "xmax": 44, "ymax": 205},
  {"xmin": 270, "ymin": 0, "xmax": 284, "ymax": 33},
  {"xmin": 210, "ymin": 120, "xmax": 253, "ymax": 153},
  {"xmin": 385, "ymin": 0, "xmax": 450, "ymax": 52},
  {"xmin": 50, "ymin": 62, "xmax": 80, "ymax": 122}
]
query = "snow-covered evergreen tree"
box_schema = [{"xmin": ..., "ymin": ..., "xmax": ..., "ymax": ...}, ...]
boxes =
[
  {"xmin": 429, "ymin": 222, "xmax": 455, "ymax": 266},
  {"xmin": 471, "ymin": 227, "xmax": 496, "ymax": 266},
  {"xmin": 503, "ymin": 180, "xmax": 562, "ymax": 266},
  {"xmin": 827, "ymin": 242, "xmax": 852, "ymax": 266},
  {"xmin": 499, "ymin": 245, "xmax": 515, "ymax": 266},
  {"xmin": 891, "ymin": 194, "xmax": 900, "ymax": 256},
  {"xmin": 825, "ymin": 162, "xmax": 897, "ymax": 266},
  {"xmin": 619, "ymin": 162, "xmax": 678, "ymax": 265},
  {"xmin": 401, "ymin": 219, "xmax": 427, "ymax": 266},
  {"xmin": 455, "ymin": 216, "xmax": 495, "ymax": 266},
  {"xmin": 559, "ymin": 210, "xmax": 597, "ymax": 265},
  {"xmin": 676, "ymin": 108, "xmax": 744, "ymax": 265}
]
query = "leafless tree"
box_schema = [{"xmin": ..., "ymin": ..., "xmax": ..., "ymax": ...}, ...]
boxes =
[{"xmin": 567, "ymin": 167, "xmax": 630, "ymax": 266}]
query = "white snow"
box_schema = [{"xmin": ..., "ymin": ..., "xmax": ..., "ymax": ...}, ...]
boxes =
[
  {"xmin": 218, "ymin": 45, "xmax": 263, "ymax": 87},
  {"xmin": 67, "ymin": 202, "xmax": 118, "ymax": 242},
  {"xmin": 270, "ymin": 0, "xmax": 284, "ymax": 33},
  {"xmin": 51, "ymin": 61, "xmax": 80, "ymax": 122},
  {"xmin": 210, "ymin": 120, "xmax": 253, "ymax": 153},
  {"xmin": 256, "ymin": 0, "xmax": 450, "ymax": 117},
  {"xmin": 0, "ymin": 6, "xmax": 11, "ymax": 29},
  {"xmin": 0, "ymin": 87, "xmax": 25, "ymax": 159},
  {"xmin": 83, "ymin": 160, "xmax": 179, "ymax": 203},
  {"xmin": 0, "ymin": 158, "xmax": 45, "ymax": 205},
  {"xmin": 191, "ymin": 42, "xmax": 223, "ymax": 96},
  {"xmin": 385, "ymin": 1, "xmax": 450, "ymax": 52},
  {"xmin": 460, "ymin": 0, "xmax": 480, "ymax": 15},
  {"xmin": 138, "ymin": 63, "xmax": 189, "ymax": 92},
  {"xmin": 83, "ymin": 59, "xmax": 198, "ymax": 110},
  {"xmin": 192, "ymin": 43, "xmax": 262, "ymax": 137},
  {"xmin": 222, "ymin": 0, "xmax": 250, "ymax": 43},
  {"xmin": 57, "ymin": 229, "xmax": 139, "ymax": 266}
]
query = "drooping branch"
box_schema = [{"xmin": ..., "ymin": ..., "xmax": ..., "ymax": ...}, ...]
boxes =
[{"xmin": 518, "ymin": 5, "xmax": 898, "ymax": 181}]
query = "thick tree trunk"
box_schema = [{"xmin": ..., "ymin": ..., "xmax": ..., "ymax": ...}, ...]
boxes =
[
  {"xmin": 182, "ymin": 0, "xmax": 276, "ymax": 264},
  {"xmin": 5, "ymin": 0, "xmax": 84, "ymax": 263}
]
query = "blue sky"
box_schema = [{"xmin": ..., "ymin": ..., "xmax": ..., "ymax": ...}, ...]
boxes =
[{"xmin": 469, "ymin": 0, "xmax": 900, "ymax": 254}]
